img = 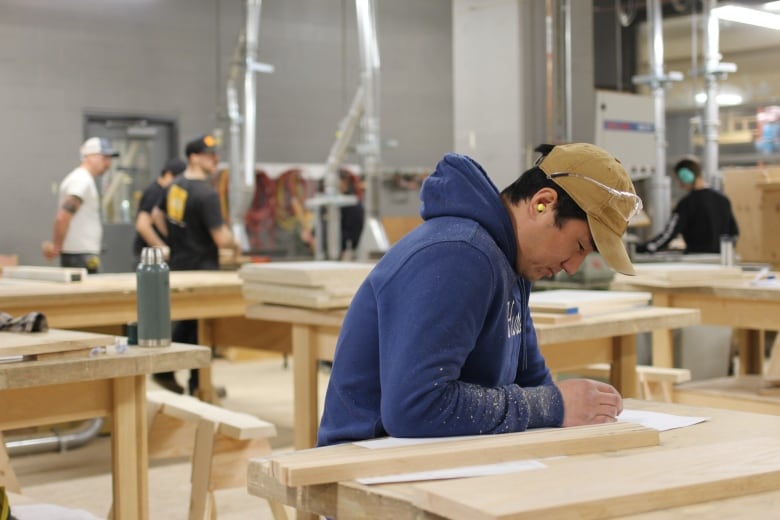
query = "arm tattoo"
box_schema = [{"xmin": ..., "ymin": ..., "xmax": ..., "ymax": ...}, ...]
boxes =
[{"xmin": 62, "ymin": 195, "xmax": 82, "ymax": 214}]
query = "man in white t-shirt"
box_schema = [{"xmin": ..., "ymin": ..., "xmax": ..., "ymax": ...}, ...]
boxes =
[{"xmin": 42, "ymin": 137, "xmax": 119, "ymax": 273}]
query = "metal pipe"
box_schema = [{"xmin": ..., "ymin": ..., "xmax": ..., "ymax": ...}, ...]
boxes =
[
  {"xmin": 545, "ymin": 0, "xmax": 555, "ymax": 143},
  {"xmin": 646, "ymin": 0, "xmax": 671, "ymax": 236},
  {"xmin": 355, "ymin": 0, "xmax": 389, "ymax": 260},
  {"xmin": 702, "ymin": 0, "xmax": 720, "ymax": 188},
  {"xmin": 242, "ymin": 0, "xmax": 262, "ymax": 235},
  {"xmin": 308, "ymin": 86, "xmax": 364, "ymax": 260},
  {"xmin": 324, "ymin": 87, "xmax": 365, "ymax": 260},
  {"xmin": 227, "ymin": 33, "xmax": 245, "ymax": 247},
  {"xmin": 562, "ymin": 0, "xmax": 573, "ymax": 142},
  {"xmin": 5, "ymin": 418, "xmax": 105, "ymax": 457}
]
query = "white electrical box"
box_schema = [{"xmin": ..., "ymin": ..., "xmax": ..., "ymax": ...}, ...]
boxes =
[{"xmin": 594, "ymin": 90, "xmax": 656, "ymax": 181}]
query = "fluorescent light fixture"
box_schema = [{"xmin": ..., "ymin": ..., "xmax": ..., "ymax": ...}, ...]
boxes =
[
  {"xmin": 713, "ymin": 5, "xmax": 780, "ymax": 30},
  {"xmin": 695, "ymin": 92, "xmax": 744, "ymax": 106},
  {"xmin": 764, "ymin": 2, "xmax": 780, "ymax": 13}
]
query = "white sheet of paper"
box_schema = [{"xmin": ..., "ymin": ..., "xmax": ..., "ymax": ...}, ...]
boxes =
[
  {"xmin": 618, "ymin": 408, "xmax": 708, "ymax": 431},
  {"xmin": 354, "ymin": 434, "xmax": 483, "ymax": 449},
  {"xmin": 356, "ymin": 409, "xmax": 708, "ymax": 451},
  {"xmin": 356, "ymin": 459, "xmax": 546, "ymax": 485}
]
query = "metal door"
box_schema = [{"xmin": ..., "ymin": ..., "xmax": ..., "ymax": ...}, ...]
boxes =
[{"xmin": 84, "ymin": 114, "xmax": 178, "ymax": 272}]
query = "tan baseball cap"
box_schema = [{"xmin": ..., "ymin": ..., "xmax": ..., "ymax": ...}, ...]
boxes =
[{"xmin": 537, "ymin": 143, "xmax": 641, "ymax": 276}]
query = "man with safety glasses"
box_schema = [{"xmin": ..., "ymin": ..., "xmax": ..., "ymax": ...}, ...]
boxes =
[{"xmin": 318, "ymin": 142, "xmax": 642, "ymax": 446}]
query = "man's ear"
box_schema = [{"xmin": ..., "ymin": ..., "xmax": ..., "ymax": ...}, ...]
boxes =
[{"xmin": 530, "ymin": 188, "xmax": 558, "ymax": 215}]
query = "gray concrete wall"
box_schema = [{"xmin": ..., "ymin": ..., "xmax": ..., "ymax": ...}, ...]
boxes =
[{"xmin": 0, "ymin": 0, "xmax": 453, "ymax": 266}]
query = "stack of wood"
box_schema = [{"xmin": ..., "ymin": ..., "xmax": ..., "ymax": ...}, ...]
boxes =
[
  {"xmin": 624, "ymin": 262, "xmax": 744, "ymax": 287},
  {"xmin": 238, "ymin": 261, "xmax": 374, "ymax": 309},
  {"xmin": 529, "ymin": 289, "xmax": 652, "ymax": 324},
  {"xmin": 0, "ymin": 329, "xmax": 113, "ymax": 362},
  {"xmin": 2, "ymin": 265, "xmax": 87, "ymax": 283}
]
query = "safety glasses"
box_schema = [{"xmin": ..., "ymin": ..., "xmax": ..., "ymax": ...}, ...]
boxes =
[{"xmin": 547, "ymin": 172, "xmax": 644, "ymax": 223}]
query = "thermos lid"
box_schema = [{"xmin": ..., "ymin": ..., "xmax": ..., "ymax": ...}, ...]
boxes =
[{"xmin": 140, "ymin": 246, "xmax": 165, "ymax": 265}]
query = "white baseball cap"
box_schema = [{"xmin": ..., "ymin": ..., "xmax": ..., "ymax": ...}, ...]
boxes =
[{"xmin": 80, "ymin": 137, "xmax": 119, "ymax": 158}]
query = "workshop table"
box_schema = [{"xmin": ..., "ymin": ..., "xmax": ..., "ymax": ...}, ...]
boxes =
[
  {"xmin": 0, "ymin": 271, "xmax": 291, "ymax": 401},
  {"xmin": 611, "ymin": 273, "xmax": 780, "ymax": 373},
  {"xmin": 246, "ymin": 303, "xmax": 700, "ymax": 449},
  {"xmin": 247, "ymin": 399, "xmax": 780, "ymax": 519},
  {"xmin": 0, "ymin": 330, "xmax": 211, "ymax": 520}
]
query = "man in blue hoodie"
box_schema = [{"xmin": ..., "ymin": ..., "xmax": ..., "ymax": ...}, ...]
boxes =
[{"xmin": 318, "ymin": 143, "xmax": 642, "ymax": 446}]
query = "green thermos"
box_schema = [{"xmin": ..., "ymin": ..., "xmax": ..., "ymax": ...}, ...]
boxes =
[{"xmin": 136, "ymin": 246, "xmax": 171, "ymax": 347}]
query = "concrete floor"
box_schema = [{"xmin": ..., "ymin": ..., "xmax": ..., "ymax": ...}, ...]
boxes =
[{"xmin": 9, "ymin": 353, "xmax": 330, "ymax": 519}]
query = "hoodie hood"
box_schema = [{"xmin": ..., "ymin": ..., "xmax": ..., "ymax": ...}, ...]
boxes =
[{"xmin": 420, "ymin": 153, "xmax": 517, "ymax": 266}]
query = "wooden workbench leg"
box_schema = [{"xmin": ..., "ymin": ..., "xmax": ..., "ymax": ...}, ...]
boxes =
[
  {"xmin": 111, "ymin": 375, "xmax": 148, "ymax": 520},
  {"xmin": 650, "ymin": 293, "xmax": 674, "ymax": 368},
  {"xmin": 292, "ymin": 324, "xmax": 318, "ymax": 450},
  {"xmin": 189, "ymin": 418, "xmax": 217, "ymax": 520},
  {"xmin": 737, "ymin": 328, "xmax": 764, "ymax": 375},
  {"xmin": 651, "ymin": 329, "xmax": 674, "ymax": 368},
  {"xmin": 765, "ymin": 333, "xmax": 780, "ymax": 383},
  {"xmin": 612, "ymin": 335, "xmax": 638, "ymax": 398},
  {"xmin": 196, "ymin": 319, "xmax": 217, "ymax": 404},
  {"xmin": 0, "ymin": 433, "xmax": 21, "ymax": 493}
]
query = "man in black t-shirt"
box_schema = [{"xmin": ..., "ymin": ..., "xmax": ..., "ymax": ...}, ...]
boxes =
[
  {"xmin": 152, "ymin": 134, "xmax": 237, "ymax": 394},
  {"xmin": 638, "ymin": 156, "xmax": 739, "ymax": 254},
  {"xmin": 133, "ymin": 157, "xmax": 186, "ymax": 265}
]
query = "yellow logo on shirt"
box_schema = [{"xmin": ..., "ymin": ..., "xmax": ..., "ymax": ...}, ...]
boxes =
[{"xmin": 167, "ymin": 184, "xmax": 188, "ymax": 223}]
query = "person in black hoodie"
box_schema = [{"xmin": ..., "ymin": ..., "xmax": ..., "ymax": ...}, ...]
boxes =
[{"xmin": 638, "ymin": 156, "xmax": 739, "ymax": 254}]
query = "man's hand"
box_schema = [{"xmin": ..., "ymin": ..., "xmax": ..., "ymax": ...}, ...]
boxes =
[
  {"xmin": 556, "ymin": 378, "xmax": 623, "ymax": 427},
  {"xmin": 41, "ymin": 240, "xmax": 60, "ymax": 260}
]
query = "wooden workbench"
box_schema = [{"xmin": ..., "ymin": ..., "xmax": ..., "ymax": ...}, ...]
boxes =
[
  {"xmin": 247, "ymin": 399, "xmax": 780, "ymax": 519},
  {"xmin": 611, "ymin": 273, "xmax": 780, "ymax": 372},
  {"xmin": 0, "ymin": 271, "xmax": 292, "ymax": 401},
  {"xmin": 0, "ymin": 330, "xmax": 211, "ymax": 520},
  {"xmin": 246, "ymin": 303, "xmax": 700, "ymax": 449},
  {"xmin": 0, "ymin": 271, "xmax": 248, "ymax": 329}
]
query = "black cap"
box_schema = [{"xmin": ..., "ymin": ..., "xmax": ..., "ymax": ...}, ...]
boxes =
[
  {"xmin": 162, "ymin": 158, "xmax": 186, "ymax": 176},
  {"xmin": 185, "ymin": 134, "xmax": 219, "ymax": 157}
]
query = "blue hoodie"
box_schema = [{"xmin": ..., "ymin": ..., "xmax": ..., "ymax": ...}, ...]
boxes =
[{"xmin": 317, "ymin": 153, "xmax": 564, "ymax": 446}]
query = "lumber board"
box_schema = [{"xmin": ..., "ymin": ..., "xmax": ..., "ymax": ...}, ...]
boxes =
[
  {"xmin": 270, "ymin": 422, "xmax": 659, "ymax": 487},
  {"xmin": 242, "ymin": 282, "xmax": 354, "ymax": 309},
  {"xmin": 0, "ymin": 329, "xmax": 113, "ymax": 358},
  {"xmin": 674, "ymin": 375, "xmax": 780, "ymax": 414},
  {"xmin": 238, "ymin": 261, "xmax": 373, "ymax": 291},
  {"xmin": 632, "ymin": 262, "xmax": 744, "ymax": 281},
  {"xmin": 530, "ymin": 312, "xmax": 582, "ymax": 325},
  {"xmin": 2, "ymin": 265, "xmax": 87, "ymax": 283},
  {"xmin": 412, "ymin": 437, "xmax": 780, "ymax": 520},
  {"xmin": 528, "ymin": 290, "xmax": 651, "ymax": 315},
  {"xmin": 146, "ymin": 390, "xmax": 277, "ymax": 440}
]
